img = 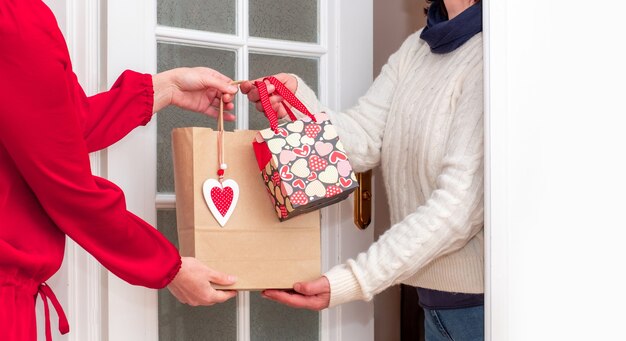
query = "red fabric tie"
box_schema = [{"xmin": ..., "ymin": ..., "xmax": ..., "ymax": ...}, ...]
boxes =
[{"xmin": 38, "ymin": 283, "xmax": 70, "ymax": 341}]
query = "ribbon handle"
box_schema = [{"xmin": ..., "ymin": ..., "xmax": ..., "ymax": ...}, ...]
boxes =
[
  {"xmin": 264, "ymin": 76, "xmax": 317, "ymax": 122},
  {"xmin": 254, "ymin": 80, "xmax": 283, "ymax": 132}
]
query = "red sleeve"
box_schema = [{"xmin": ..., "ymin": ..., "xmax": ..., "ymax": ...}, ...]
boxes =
[
  {"xmin": 0, "ymin": 3, "xmax": 180, "ymax": 288},
  {"xmin": 71, "ymin": 70, "xmax": 155, "ymax": 152}
]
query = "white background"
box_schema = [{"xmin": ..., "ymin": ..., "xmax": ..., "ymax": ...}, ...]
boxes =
[{"xmin": 485, "ymin": 0, "xmax": 626, "ymax": 339}]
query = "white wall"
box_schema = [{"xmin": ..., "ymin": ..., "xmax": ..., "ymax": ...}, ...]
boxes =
[
  {"xmin": 373, "ymin": 0, "xmax": 425, "ymax": 75},
  {"xmin": 485, "ymin": 0, "xmax": 626, "ymax": 340}
]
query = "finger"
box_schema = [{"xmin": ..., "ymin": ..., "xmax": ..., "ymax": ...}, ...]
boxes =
[
  {"xmin": 208, "ymin": 289, "xmax": 238, "ymax": 304},
  {"xmin": 266, "ymin": 83, "xmax": 276, "ymax": 95},
  {"xmin": 201, "ymin": 75, "xmax": 239, "ymax": 95},
  {"xmin": 294, "ymin": 277, "xmax": 328, "ymax": 296},
  {"xmin": 239, "ymin": 81, "xmax": 256, "ymax": 94},
  {"xmin": 246, "ymin": 88, "xmax": 261, "ymax": 102},
  {"xmin": 277, "ymin": 106, "xmax": 289, "ymax": 119},
  {"xmin": 205, "ymin": 88, "xmax": 218, "ymax": 100},
  {"xmin": 223, "ymin": 102, "xmax": 235, "ymax": 111},
  {"xmin": 223, "ymin": 112, "xmax": 236, "ymax": 121},
  {"xmin": 207, "ymin": 269, "xmax": 237, "ymax": 286},
  {"xmin": 262, "ymin": 290, "xmax": 320, "ymax": 310},
  {"xmin": 222, "ymin": 93, "xmax": 234, "ymax": 103},
  {"xmin": 201, "ymin": 67, "xmax": 234, "ymax": 83},
  {"xmin": 252, "ymin": 101, "xmax": 262, "ymax": 113}
]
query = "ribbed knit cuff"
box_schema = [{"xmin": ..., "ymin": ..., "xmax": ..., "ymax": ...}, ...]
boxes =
[
  {"xmin": 292, "ymin": 74, "xmax": 324, "ymax": 114},
  {"xmin": 324, "ymin": 264, "xmax": 365, "ymax": 308}
]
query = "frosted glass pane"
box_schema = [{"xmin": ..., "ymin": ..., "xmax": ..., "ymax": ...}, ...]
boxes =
[
  {"xmin": 158, "ymin": 0, "xmax": 236, "ymax": 34},
  {"xmin": 248, "ymin": 53, "xmax": 318, "ymax": 131},
  {"xmin": 249, "ymin": 0, "xmax": 318, "ymax": 43},
  {"xmin": 250, "ymin": 292, "xmax": 319, "ymax": 341},
  {"xmin": 157, "ymin": 210, "xmax": 237, "ymax": 341},
  {"xmin": 157, "ymin": 43, "xmax": 237, "ymax": 193}
]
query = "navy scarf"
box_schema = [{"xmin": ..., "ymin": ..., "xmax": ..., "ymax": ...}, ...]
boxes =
[{"xmin": 420, "ymin": 1, "xmax": 483, "ymax": 54}]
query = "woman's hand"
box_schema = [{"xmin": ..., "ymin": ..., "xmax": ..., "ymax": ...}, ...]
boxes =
[
  {"xmin": 152, "ymin": 67, "xmax": 239, "ymax": 121},
  {"xmin": 167, "ymin": 257, "xmax": 237, "ymax": 306},
  {"xmin": 239, "ymin": 73, "xmax": 298, "ymax": 119},
  {"xmin": 261, "ymin": 276, "xmax": 330, "ymax": 311}
]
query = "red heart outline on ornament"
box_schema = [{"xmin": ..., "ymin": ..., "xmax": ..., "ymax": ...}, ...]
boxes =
[{"xmin": 203, "ymin": 179, "xmax": 239, "ymax": 227}]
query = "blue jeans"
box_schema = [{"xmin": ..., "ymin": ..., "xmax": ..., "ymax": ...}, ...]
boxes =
[{"xmin": 423, "ymin": 305, "xmax": 484, "ymax": 341}]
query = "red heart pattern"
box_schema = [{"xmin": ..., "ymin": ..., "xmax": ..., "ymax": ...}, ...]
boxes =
[
  {"xmin": 339, "ymin": 177, "xmax": 353, "ymax": 188},
  {"xmin": 309, "ymin": 155, "xmax": 328, "ymax": 172},
  {"xmin": 293, "ymin": 179, "xmax": 306, "ymax": 189},
  {"xmin": 276, "ymin": 128, "xmax": 289, "ymax": 137},
  {"xmin": 256, "ymin": 113, "xmax": 358, "ymax": 220},
  {"xmin": 330, "ymin": 151, "xmax": 348, "ymax": 164},
  {"xmin": 325, "ymin": 185, "xmax": 343, "ymax": 198},
  {"xmin": 305, "ymin": 125, "xmax": 321, "ymax": 138},
  {"xmin": 291, "ymin": 191, "xmax": 309, "ymax": 205},
  {"xmin": 271, "ymin": 171, "xmax": 281, "ymax": 186},
  {"xmin": 211, "ymin": 186, "xmax": 234, "ymax": 216},
  {"xmin": 293, "ymin": 145, "xmax": 310, "ymax": 157},
  {"xmin": 279, "ymin": 165, "xmax": 293, "ymax": 181}
]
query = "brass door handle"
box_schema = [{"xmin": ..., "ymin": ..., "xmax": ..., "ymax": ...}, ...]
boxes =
[{"xmin": 354, "ymin": 170, "xmax": 372, "ymax": 230}]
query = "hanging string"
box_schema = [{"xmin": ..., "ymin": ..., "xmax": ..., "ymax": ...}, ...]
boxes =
[
  {"xmin": 217, "ymin": 96, "xmax": 226, "ymax": 183},
  {"xmin": 216, "ymin": 80, "xmax": 248, "ymax": 183}
]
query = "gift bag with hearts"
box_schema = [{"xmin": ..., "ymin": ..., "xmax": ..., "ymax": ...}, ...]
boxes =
[{"xmin": 252, "ymin": 77, "xmax": 359, "ymax": 221}]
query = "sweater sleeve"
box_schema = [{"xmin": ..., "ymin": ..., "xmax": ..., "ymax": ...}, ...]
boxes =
[
  {"xmin": 72, "ymin": 70, "xmax": 155, "ymax": 153},
  {"xmin": 292, "ymin": 34, "xmax": 421, "ymax": 172},
  {"xmin": 0, "ymin": 16, "xmax": 181, "ymax": 289},
  {"xmin": 323, "ymin": 63, "xmax": 485, "ymax": 307}
]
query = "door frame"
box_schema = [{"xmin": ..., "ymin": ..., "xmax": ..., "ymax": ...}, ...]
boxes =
[{"xmin": 104, "ymin": 0, "xmax": 375, "ymax": 340}]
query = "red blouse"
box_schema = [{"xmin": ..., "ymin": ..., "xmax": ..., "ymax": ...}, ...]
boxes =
[{"xmin": 0, "ymin": 1, "xmax": 181, "ymax": 340}]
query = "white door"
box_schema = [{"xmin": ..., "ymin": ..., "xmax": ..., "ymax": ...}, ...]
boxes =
[{"xmin": 104, "ymin": 0, "xmax": 375, "ymax": 340}]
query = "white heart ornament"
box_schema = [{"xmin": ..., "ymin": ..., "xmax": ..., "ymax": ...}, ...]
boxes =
[{"xmin": 203, "ymin": 179, "xmax": 239, "ymax": 227}]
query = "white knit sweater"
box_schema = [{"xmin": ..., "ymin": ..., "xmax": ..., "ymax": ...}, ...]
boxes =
[{"xmin": 294, "ymin": 31, "xmax": 484, "ymax": 307}]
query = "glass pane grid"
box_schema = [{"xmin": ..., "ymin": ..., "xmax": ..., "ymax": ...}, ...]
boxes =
[
  {"xmin": 249, "ymin": 0, "xmax": 319, "ymax": 43},
  {"xmin": 157, "ymin": 1, "xmax": 323, "ymax": 339},
  {"xmin": 158, "ymin": 0, "xmax": 237, "ymax": 34},
  {"xmin": 157, "ymin": 210, "xmax": 237, "ymax": 341}
]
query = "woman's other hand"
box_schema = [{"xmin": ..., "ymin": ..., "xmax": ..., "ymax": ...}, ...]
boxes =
[
  {"xmin": 167, "ymin": 257, "xmax": 237, "ymax": 306},
  {"xmin": 152, "ymin": 67, "xmax": 239, "ymax": 120},
  {"xmin": 239, "ymin": 73, "xmax": 298, "ymax": 119},
  {"xmin": 261, "ymin": 276, "xmax": 330, "ymax": 311}
]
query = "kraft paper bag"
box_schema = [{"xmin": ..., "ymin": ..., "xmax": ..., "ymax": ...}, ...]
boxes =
[{"xmin": 172, "ymin": 127, "xmax": 320, "ymax": 290}]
